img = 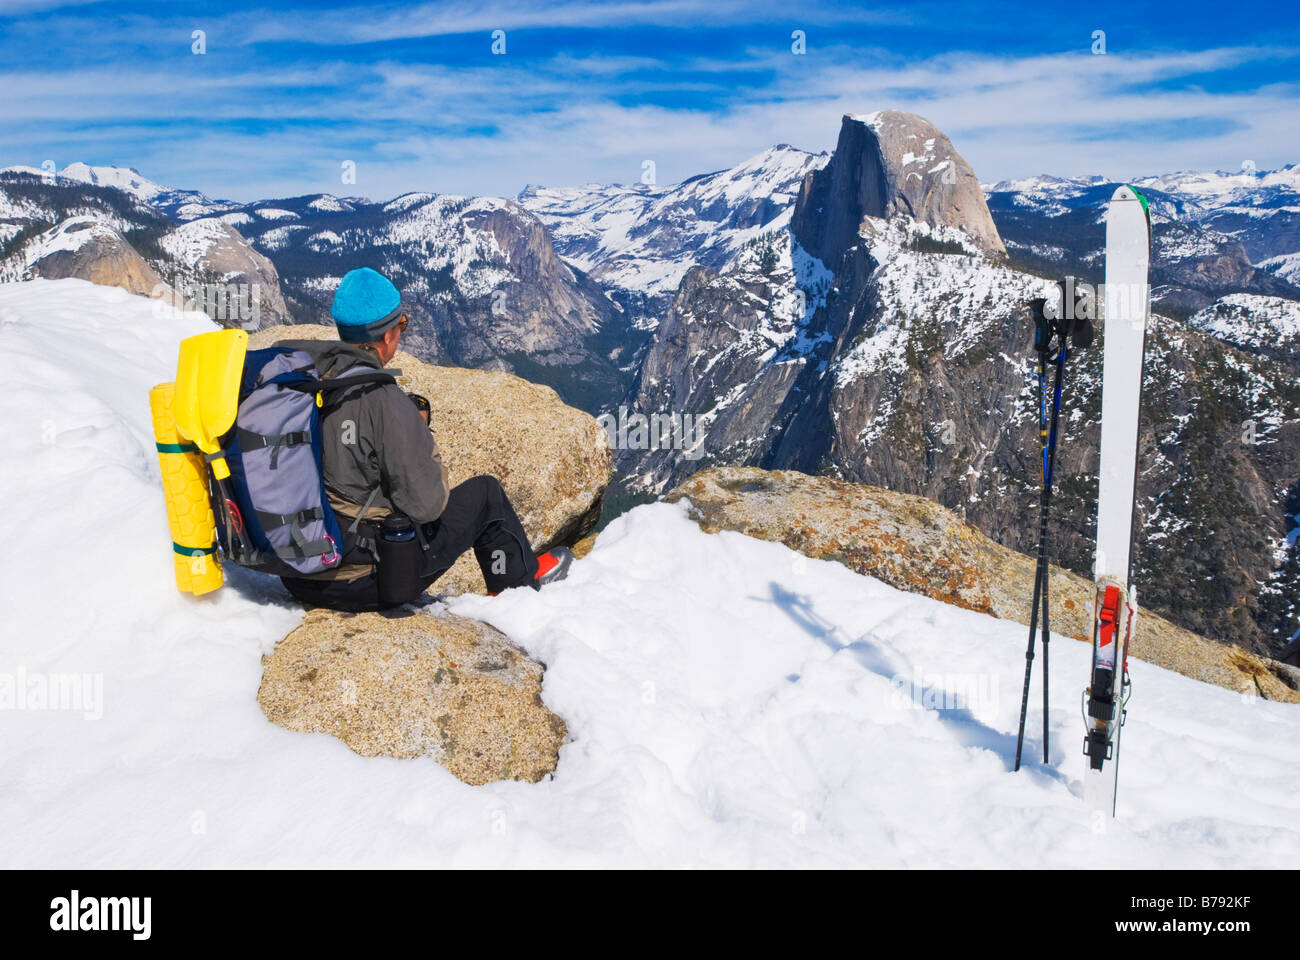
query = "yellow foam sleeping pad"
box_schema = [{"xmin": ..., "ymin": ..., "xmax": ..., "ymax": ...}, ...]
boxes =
[{"xmin": 150, "ymin": 382, "xmax": 223, "ymax": 595}]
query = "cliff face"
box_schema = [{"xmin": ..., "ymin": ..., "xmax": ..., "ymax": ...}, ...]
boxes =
[
  {"xmin": 792, "ymin": 111, "xmax": 1006, "ymax": 265},
  {"xmin": 444, "ymin": 200, "xmax": 611, "ymax": 364},
  {"xmin": 159, "ymin": 217, "xmax": 290, "ymax": 328}
]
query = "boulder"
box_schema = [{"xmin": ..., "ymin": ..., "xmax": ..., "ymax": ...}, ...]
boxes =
[
  {"xmin": 249, "ymin": 323, "xmax": 613, "ymax": 596},
  {"xmin": 24, "ymin": 216, "xmax": 166, "ymax": 297},
  {"xmin": 257, "ymin": 607, "xmax": 566, "ymax": 785},
  {"xmin": 666, "ymin": 466, "xmax": 1300, "ymax": 703}
]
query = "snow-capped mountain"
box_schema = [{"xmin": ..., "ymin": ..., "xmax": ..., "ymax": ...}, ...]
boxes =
[
  {"xmin": 157, "ymin": 216, "xmax": 291, "ymax": 324},
  {"xmin": 7, "ymin": 215, "xmax": 166, "ymax": 295},
  {"xmin": 58, "ymin": 162, "xmax": 168, "ymax": 201},
  {"xmin": 520, "ymin": 144, "xmax": 829, "ymax": 302},
  {"xmin": 217, "ymin": 190, "xmax": 632, "ymax": 410},
  {"xmin": 0, "ymin": 169, "xmax": 289, "ymax": 325},
  {"xmin": 1134, "ymin": 163, "xmax": 1300, "ymax": 210},
  {"xmin": 0, "ymin": 168, "xmax": 629, "ymax": 408},
  {"xmin": 988, "ymin": 164, "xmax": 1300, "ymax": 221},
  {"xmin": 985, "ymin": 168, "xmax": 1300, "ymax": 316},
  {"xmin": 1187, "ymin": 293, "xmax": 1300, "ymax": 369}
]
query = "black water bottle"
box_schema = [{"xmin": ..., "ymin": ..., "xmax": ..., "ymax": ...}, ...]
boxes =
[{"xmin": 377, "ymin": 514, "xmax": 423, "ymax": 608}]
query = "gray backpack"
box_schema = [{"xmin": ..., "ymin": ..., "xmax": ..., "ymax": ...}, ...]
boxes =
[{"xmin": 210, "ymin": 346, "xmax": 394, "ymax": 577}]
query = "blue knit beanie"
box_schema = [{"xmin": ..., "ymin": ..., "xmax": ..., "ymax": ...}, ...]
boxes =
[{"xmin": 331, "ymin": 268, "xmax": 404, "ymax": 343}]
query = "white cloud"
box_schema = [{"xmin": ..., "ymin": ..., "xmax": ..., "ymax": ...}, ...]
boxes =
[{"xmin": 0, "ymin": 38, "xmax": 1295, "ymax": 200}]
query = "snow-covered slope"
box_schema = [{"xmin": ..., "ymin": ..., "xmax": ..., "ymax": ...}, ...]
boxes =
[
  {"xmin": 1259, "ymin": 251, "xmax": 1300, "ymax": 286},
  {"xmin": 2, "ymin": 278, "xmax": 1297, "ymax": 868},
  {"xmin": 19, "ymin": 215, "xmax": 113, "ymax": 262},
  {"xmin": 1187, "ymin": 293, "xmax": 1300, "ymax": 362}
]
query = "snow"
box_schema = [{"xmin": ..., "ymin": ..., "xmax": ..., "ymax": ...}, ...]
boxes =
[
  {"xmin": 307, "ymin": 230, "xmax": 343, "ymax": 251},
  {"xmin": 161, "ymin": 194, "xmax": 241, "ymax": 223},
  {"xmin": 833, "ymin": 218, "xmax": 1042, "ymax": 388},
  {"xmin": 59, "ymin": 162, "xmax": 167, "ymax": 201},
  {"xmin": 364, "ymin": 195, "xmax": 520, "ymax": 299},
  {"xmin": 1134, "ymin": 164, "xmax": 1300, "ymax": 207},
  {"xmin": 987, "ymin": 164, "xmax": 1300, "ymax": 230},
  {"xmin": 384, "ymin": 192, "xmax": 436, "ymax": 213},
  {"xmin": 1188, "ymin": 293, "xmax": 1300, "ymax": 350},
  {"xmin": 0, "ymin": 164, "xmax": 52, "ymax": 178},
  {"xmin": 158, "ymin": 217, "xmax": 237, "ymax": 266},
  {"xmin": 2, "ymin": 277, "xmax": 1299, "ymax": 868},
  {"xmin": 848, "ymin": 110, "xmax": 886, "ymax": 131},
  {"xmin": 1258, "ymin": 251, "xmax": 1300, "ymax": 286},
  {"xmin": 258, "ymin": 223, "xmax": 310, "ymax": 250},
  {"xmin": 253, "ymin": 208, "xmax": 299, "ymax": 221},
  {"xmin": 307, "ymin": 195, "xmax": 353, "ymax": 213},
  {"xmin": 20, "ymin": 216, "xmax": 117, "ymax": 264},
  {"xmin": 0, "ymin": 186, "xmax": 49, "ymax": 226}
]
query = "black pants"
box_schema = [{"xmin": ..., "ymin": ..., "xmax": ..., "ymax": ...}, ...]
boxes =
[{"xmin": 282, "ymin": 475, "xmax": 538, "ymax": 612}]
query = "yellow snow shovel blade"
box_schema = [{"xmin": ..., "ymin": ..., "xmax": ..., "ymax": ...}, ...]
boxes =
[{"xmin": 173, "ymin": 329, "xmax": 248, "ymax": 480}]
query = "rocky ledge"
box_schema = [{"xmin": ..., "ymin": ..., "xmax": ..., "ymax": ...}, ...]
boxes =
[{"xmin": 665, "ymin": 467, "xmax": 1300, "ymax": 703}]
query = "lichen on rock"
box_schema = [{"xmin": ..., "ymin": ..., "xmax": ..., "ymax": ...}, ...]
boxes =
[{"xmin": 257, "ymin": 607, "xmax": 567, "ymax": 785}]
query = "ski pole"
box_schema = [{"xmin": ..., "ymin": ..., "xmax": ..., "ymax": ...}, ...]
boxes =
[
  {"xmin": 1014, "ymin": 353, "xmax": 1051, "ymax": 771},
  {"xmin": 1015, "ymin": 328, "xmax": 1069, "ymax": 770},
  {"xmin": 1040, "ymin": 343, "xmax": 1067, "ymax": 763}
]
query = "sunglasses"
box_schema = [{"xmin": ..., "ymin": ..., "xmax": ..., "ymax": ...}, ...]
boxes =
[{"xmin": 397, "ymin": 314, "xmax": 408, "ymax": 332}]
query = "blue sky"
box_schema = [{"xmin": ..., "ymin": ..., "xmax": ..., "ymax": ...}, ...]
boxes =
[{"xmin": 1, "ymin": 0, "xmax": 1297, "ymax": 202}]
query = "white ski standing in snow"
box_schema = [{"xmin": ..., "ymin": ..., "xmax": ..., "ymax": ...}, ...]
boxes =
[{"xmin": 1084, "ymin": 185, "xmax": 1151, "ymax": 816}]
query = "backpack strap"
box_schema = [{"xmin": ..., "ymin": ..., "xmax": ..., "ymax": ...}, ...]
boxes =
[
  {"xmin": 237, "ymin": 428, "xmax": 311, "ymax": 469},
  {"xmin": 255, "ymin": 505, "xmax": 336, "ymax": 560},
  {"xmin": 315, "ymin": 370, "xmax": 400, "ymax": 417},
  {"xmin": 316, "ymin": 370, "xmax": 401, "ymax": 393}
]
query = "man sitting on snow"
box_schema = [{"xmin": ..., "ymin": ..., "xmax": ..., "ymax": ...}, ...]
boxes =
[{"xmin": 277, "ymin": 267, "xmax": 572, "ymax": 611}]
